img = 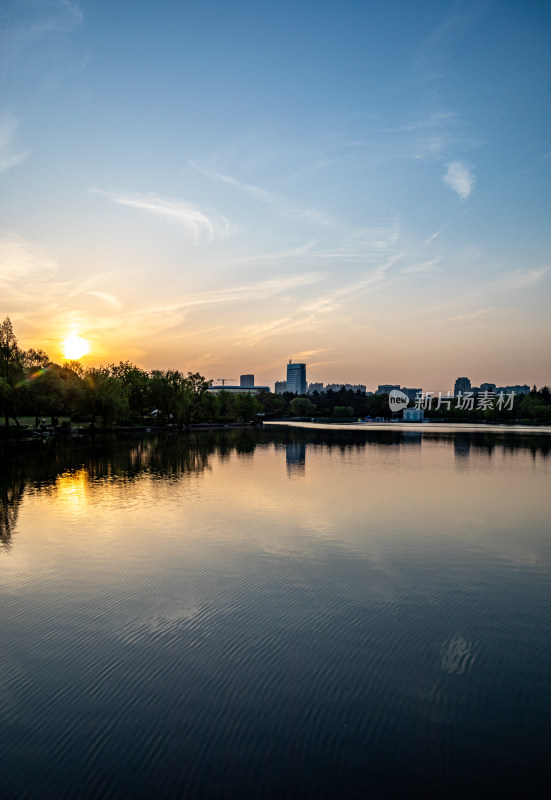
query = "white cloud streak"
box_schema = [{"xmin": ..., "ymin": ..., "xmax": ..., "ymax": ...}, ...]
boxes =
[
  {"xmin": 94, "ymin": 190, "xmax": 234, "ymax": 243},
  {"xmin": 191, "ymin": 162, "xmax": 335, "ymax": 228},
  {"xmin": 131, "ymin": 272, "xmax": 327, "ymax": 318},
  {"xmin": 478, "ymin": 267, "xmax": 548, "ymax": 294},
  {"xmin": 442, "ymin": 161, "xmax": 475, "ymax": 199},
  {"xmin": 402, "ymin": 259, "xmax": 439, "ymax": 274},
  {"xmin": 240, "ymin": 255, "xmax": 400, "ymax": 346},
  {"xmin": 87, "ymin": 291, "xmax": 123, "ymax": 311},
  {"xmin": 190, "ymin": 162, "xmax": 272, "ymax": 202},
  {"xmin": 445, "ymin": 308, "xmax": 494, "ymax": 322},
  {"xmin": 0, "ymin": 115, "xmax": 30, "ymax": 174},
  {"xmin": 0, "ymin": 235, "xmax": 58, "ymax": 282}
]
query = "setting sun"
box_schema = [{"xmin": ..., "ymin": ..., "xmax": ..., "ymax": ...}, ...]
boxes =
[{"xmin": 62, "ymin": 334, "xmax": 90, "ymax": 360}]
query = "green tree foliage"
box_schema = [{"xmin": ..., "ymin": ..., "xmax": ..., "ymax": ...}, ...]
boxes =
[
  {"xmin": 185, "ymin": 372, "xmax": 212, "ymax": 423},
  {"xmin": 258, "ymin": 392, "xmax": 285, "ymax": 416},
  {"xmin": 108, "ymin": 361, "xmax": 151, "ymax": 421},
  {"xmin": 234, "ymin": 392, "xmax": 261, "ymax": 422},
  {"xmin": 82, "ymin": 367, "xmax": 129, "ymax": 428},
  {"xmin": 215, "ymin": 389, "xmax": 236, "ymax": 421},
  {"xmin": 0, "ymin": 378, "xmax": 10, "ymax": 421},
  {"xmin": 63, "ymin": 361, "xmax": 85, "ymax": 379},
  {"xmin": 517, "ymin": 394, "xmax": 549, "ymax": 420},
  {"xmin": 0, "ymin": 317, "xmax": 25, "ymax": 426},
  {"xmin": 26, "ymin": 367, "xmax": 67, "ymax": 425},
  {"xmin": 290, "ymin": 397, "xmax": 316, "ymax": 417},
  {"xmin": 22, "ymin": 348, "xmax": 50, "ymax": 371}
]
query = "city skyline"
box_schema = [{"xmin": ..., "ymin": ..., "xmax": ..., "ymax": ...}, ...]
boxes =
[{"xmin": 2, "ymin": 0, "xmax": 550, "ymax": 389}]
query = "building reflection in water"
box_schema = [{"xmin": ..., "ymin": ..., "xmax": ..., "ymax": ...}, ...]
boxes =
[
  {"xmin": 454, "ymin": 435, "xmax": 472, "ymax": 472},
  {"xmin": 286, "ymin": 441, "xmax": 306, "ymax": 477}
]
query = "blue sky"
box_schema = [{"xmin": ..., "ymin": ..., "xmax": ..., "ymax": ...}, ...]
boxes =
[{"xmin": 2, "ymin": 0, "xmax": 550, "ymax": 390}]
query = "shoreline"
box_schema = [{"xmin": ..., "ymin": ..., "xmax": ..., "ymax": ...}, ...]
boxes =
[{"xmin": 264, "ymin": 420, "xmax": 551, "ymax": 435}]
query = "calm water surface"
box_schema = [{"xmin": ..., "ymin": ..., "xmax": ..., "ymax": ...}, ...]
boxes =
[{"xmin": 1, "ymin": 426, "xmax": 550, "ymax": 798}]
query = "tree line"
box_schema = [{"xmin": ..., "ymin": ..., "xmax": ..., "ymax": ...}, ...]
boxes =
[
  {"xmin": 0, "ymin": 317, "xmax": 261, "ymax": 429},
  {"xmin": 272, "ymin": 386, "xmax": 551, "ymax": 422},
  {"xmin": 1, "ymin": 316, "xmax": 549, "ymax": 429}
]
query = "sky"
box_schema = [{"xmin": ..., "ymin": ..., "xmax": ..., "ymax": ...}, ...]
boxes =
[{"xmin": 1, "ymin": 0, "xmax": 550, "ymax": 392}]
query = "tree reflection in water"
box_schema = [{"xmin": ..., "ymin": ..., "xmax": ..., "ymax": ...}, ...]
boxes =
[{"xmin": 0, "ymin": 427, "xmax": 548, "ymax": 549}]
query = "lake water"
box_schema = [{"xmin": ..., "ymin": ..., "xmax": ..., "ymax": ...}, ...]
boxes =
[{"xmin": 1, "ymin": 425, "xmax": 550, "ymax": 798}]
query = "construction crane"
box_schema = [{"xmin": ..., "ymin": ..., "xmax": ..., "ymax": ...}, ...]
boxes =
[{"xmin": 215, "ymin": 378, "xmax": 237, "ymax": 386}]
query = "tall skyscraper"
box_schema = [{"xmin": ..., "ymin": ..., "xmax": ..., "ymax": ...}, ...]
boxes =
[
  {"xmin": 240, "ymin": 374, "xmax": 254, "ymax": 388},
  {"xmin": 286, "ymin": 360, "xmax": 307, "ymax": 395}
]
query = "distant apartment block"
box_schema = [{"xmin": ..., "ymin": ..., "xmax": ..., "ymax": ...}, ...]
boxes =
[
  {"xmin": 377, "ymin": 384, "xmax": 400, "ymax": 395},
  {"xmin": 402, "ymin": 387, "xmax": 422, "ymax": 402},
  {"xmin": 286, "ymin": 361, "xmax": 307, "ymax": 395},
  {"xmin": 454, "ymin": 377, "xmax": 471, "ymax": 395},
  {"xmin": 495, "ymin": 384, "xmax": 530, "ymax": 395},
  {"xmin": 208, "ymin": 383, "xmax": 270, "ymax": 395},
  {"xmin": 275, "ymin": 381, "xmax": 287, "ymax": 394},
  {"xmin": 326, "ymin": 383, "xmax": 367, "ymax": 394},
  {"xmin": 308, "ymin": 382, "xmax": 366, "ymax": 394},
  {"xmin": 240, "ymin": 374, "xmax": 255, "ymax": 388},
  {"xmin": 454, "ymin": 379, "xmax": 530, "ymax": 396}
]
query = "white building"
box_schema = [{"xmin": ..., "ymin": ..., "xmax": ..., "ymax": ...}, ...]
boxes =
[{"xmin": 403, "ymin": 408, "xmax": 424, "ymax": 422}]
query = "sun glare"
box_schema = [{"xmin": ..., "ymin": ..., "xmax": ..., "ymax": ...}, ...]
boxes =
[{"xmin": 62, "ymin": 334, "xmax": 90, "ymax": 360}]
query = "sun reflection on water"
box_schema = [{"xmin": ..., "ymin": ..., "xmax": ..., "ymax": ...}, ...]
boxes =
[{"xmin": 55, "ymin": 469, "xmax": 90, "ymax": 514}]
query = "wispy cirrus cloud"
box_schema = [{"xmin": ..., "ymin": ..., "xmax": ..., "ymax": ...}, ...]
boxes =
[
  {"xmin": 478, "ymin": 267, "xmax": 548, "ymax": 294},
  {"xmin": 2, "ymin": 1, "xmax": 83, "ymax": 68},
  {"xmin": 132, "ymin": 272, "xmax": 327, "ymax": 317},
  {"xmin": 442, "ymin": 161, "xmax": 475, "ymax": 199},
  {"xmin": 444, "ymin": 307, "xmax": 495, "ymax": 322},
  {"xmin": 425, "ymin": 227, "xmax": 446, "ymax": 244},
  {"xmin": 385, "ymin": 111, "xmax": 457, "ymax": 133},
  {"xmin": 240, "ymin": 255, "xmax": 401, "ymax": 346},
  {"xmin": 191, "ymin": 161, "xmax": 335, "ymax": 228},
  {"xmin": 0, "ymin": 234, "xmax": 58, "ymax": 283},
  {"xmin": 87, "ymin": 291, "xmax": 122, "ymax": 311},
  {"xmin": 0, "ymin": 115, "xmax": 30, "ymax": 174},
  {"xmin": 401, "ymin": 259, "xmax": 439, "ymax": 275},
  {"xmin": 190, "ymin": 162, "xmax": 272, "ymax": 202},
  {"xmin": 93, "ymin": 189, "xmax": 234, "ymax": 243}
]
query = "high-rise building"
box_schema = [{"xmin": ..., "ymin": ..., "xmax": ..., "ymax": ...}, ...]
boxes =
[
  {"xmin": 454, "ymin": 377, "xmax": 471, "ymax": 395},
  {"xmin": 240, "ymin": 374, "xmax": 254, "ymax": 388},
  {"xmin": 275, "ymin": 380, "xmax": 287, "ymax": 394},
  {"xmin": 286, "ymin": 360, "xmax": 307, "ymax": 395},
  {"xmin": 377, "ymin": 384, "xmax": 400, "ymax": 395},
  {"xmin": 308, "ymin": 382, "xmax": 324, "ymax": 394}
]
